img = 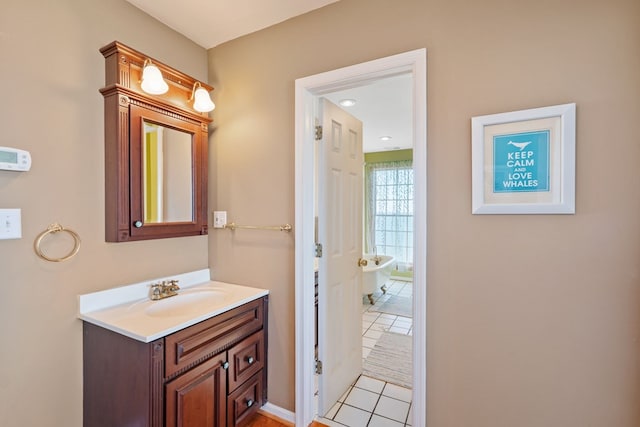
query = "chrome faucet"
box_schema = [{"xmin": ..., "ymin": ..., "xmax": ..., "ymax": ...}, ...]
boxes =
[
  {"xmin": 373, "ymin": 246, "xmax": 381, "ymax": 265},
  {"xmin": 150, "ymin": 279, "xmax": 180, "ymax": 300}
]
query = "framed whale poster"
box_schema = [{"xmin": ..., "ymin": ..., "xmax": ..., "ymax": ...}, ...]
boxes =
[{"xmin": 471, "ymin": 103, "xmax": 576, "ymax": 214}]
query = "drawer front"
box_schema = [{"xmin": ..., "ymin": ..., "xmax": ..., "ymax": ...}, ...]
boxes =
[
  {"xmin": 165, "ymin": 297, "xmax": 265, "ymax": 378},
  {"xmin": 228, "ymin": 331, "xmax": 265, "ymax": 392},
  {"xmin": 227, "ymin": 371, "xmax": 263, "ymax": 427}
]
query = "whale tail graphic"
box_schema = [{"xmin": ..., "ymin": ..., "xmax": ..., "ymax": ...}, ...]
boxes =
[{"xmin": 508, "ymin": 141, "xmax": 532, "ymax": 151}]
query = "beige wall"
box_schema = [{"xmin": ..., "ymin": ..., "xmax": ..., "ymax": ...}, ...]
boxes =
[
  {"xmin": 0, "ymin": 1, "xmax": 209, "ymax": 426},
  {"xmin": 209, "ymin": 0, "xmax": 640, "ymax": 425},
  {"xmin": 2, "ymin": 0, "xmax": 639, "ymax": 426}
]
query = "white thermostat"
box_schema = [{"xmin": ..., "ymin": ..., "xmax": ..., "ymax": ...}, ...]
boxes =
[{"xmin": 0, "ymin": 146, "xmax": 31, "ymax": 171}]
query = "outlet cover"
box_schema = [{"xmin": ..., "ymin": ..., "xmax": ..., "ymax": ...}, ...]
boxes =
[
  {"xmin": 0, "ymin": 209, "xmax": 22, "ymax": 239},
  {"xmin": 213, "ymin": 211, "xmax": 227, "ymax": 228}
]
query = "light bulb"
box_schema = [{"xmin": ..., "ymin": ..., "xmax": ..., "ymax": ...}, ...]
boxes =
[
  {"xmin": 140, "ymin": 63, "xmax": 168, "ymax": 95},
  {"xmin": 193, "ymin": 87, "xmax": 215, "ymax": 112}
]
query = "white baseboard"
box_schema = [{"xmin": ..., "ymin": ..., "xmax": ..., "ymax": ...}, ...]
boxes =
[{"xmin": 260, "ymin": 402, "xmax": 295, "ymax": 424}]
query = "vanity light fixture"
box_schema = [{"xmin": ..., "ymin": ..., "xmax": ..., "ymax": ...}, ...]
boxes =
[
  {"xmin": 140, "ymin": 59, "xmax": 169, "ymax": 95},
  {"xmin": 189, "ymin": 82, "xmax": 216, "ymax": 113},
  {"xmin": 190, "ymin": 82, "xmax": 215, "ymax": 113},
  {"xmin": 380, "ymin": 135, "xmax": 393, "ymax": 141}
]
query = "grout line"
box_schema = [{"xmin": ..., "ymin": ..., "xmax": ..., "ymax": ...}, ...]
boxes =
[
  {"xmin": 404, "ymin": 401, "xmax": 412, "ymax": 427},
  {"xmin": 365, "ymin": 388, "xmax": 383, "ymax": 427}
]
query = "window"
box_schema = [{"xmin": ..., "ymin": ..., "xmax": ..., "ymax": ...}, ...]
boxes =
[{"xmin": 365, "ymin": 160, "xmax": 414, "ymax": 267}]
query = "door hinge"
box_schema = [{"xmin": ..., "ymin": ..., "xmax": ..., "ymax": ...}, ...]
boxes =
[
  {"xmin": 315, "ymin": 125, "xmax": 323, "ymax": 141},
  {"xmin": 315, "ymin": 243, "xmax": 323, "ymax": 258},
  {"xmin": 315, "ymin": 359, "xmax": 323, "ymax": 375}
]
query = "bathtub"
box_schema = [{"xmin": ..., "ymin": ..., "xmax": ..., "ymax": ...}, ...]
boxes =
[{"xmin": 362, "ymin": 254, "xmax": 395, "ymax": 304}]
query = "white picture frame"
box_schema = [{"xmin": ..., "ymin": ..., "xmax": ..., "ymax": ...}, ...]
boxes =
[{"xmin": 471, "ymin": 103, "xmax": 576, "ymax": 214}]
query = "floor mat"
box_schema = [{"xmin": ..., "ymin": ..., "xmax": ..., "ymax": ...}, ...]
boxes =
[{"xmin": 362, "ymin": 331, "xmax": 412, "ymax": 388}]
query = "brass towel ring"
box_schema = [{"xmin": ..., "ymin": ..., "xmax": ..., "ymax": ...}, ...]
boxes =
[{"xmin": 34, "ymin": 223, "xmax": 81, "ymax": 262}]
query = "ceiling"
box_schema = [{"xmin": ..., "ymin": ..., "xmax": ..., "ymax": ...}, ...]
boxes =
[
  {"xmin": 126, "ymin": 0, "xmax": 341, "ymax": 49},
  {"xmin": 324, "ymin": 74, "xmax": 413, "ymax": 153},
  {"xmin": 126, "ymin": 0, "xmax": 412, "ymax": 153}
]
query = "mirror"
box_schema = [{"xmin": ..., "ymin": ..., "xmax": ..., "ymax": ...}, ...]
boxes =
[
  {"xmin": 142, "ymin": 121, "xmax": 193, "ymax": 224},
  {"xmin": 100, "ymin": 41, "xmax": 212, "ymax": 242}
]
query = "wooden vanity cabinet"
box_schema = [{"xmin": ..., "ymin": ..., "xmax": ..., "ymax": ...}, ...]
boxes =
[{"xmin": 83, "ymin": 296, "xmax": 268, "ymax": 427}]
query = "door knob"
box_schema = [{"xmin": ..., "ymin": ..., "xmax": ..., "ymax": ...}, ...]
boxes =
[{"xmin": 358, "ymin": 258, "xmax": 368, "ymax": 267}]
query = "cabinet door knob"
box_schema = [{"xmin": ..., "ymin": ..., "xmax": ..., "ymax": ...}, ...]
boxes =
[
  {"xmin": 246, "ymin": 399, "xmax": 254, "ymax": 408},
  {"xmin": 246, "ymin": 356, "xmax": 254, "ymax": 365},
  {"xmin": 133, "ymin": 220, "xmax": 143, "ymax": 228},
  {"xmin": 221, "ymin": 361, "xmax": 229, "ymax": 370}
]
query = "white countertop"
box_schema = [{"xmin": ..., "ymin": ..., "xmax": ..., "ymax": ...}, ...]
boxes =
[{"xmin": 78, "ymin": 269, "xmax": 268, "ymax": 343}]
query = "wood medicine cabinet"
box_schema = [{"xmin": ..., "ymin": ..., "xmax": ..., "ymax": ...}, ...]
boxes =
[{"xmin": 99, "ymin": 41, "xmax": 212, "ymax": 242}]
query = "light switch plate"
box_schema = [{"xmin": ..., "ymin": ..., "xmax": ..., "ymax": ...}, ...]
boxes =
[
  {"xmin": 213, "ymin": 211, "xmax": 227, "ymax": 228},
  {"xmin": 0, "ymin": 209, "xmax": 22, "ymax": 239}
]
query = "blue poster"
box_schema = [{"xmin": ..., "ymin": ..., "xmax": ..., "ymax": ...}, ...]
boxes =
[{"xmin": 493, "ymin": 130, "xmax": 550, "ymax": 193}]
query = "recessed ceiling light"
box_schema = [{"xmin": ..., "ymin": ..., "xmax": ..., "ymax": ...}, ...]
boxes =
[
  {"xmin": 339, "ymin": 99, "xmax": 356, "ymax": 107},
  {"xmin": 380, "ymin": 136, "xmax": 392, "ymax": 141}
]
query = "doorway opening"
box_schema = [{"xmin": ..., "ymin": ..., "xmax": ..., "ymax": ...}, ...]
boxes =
[
  {"xmin": 318, "ymin": 83, "xmax": 414, "ymax": 426},
  {"xmin": 294, "ymin": 49, "xmax": 427, "ymax": 427}
]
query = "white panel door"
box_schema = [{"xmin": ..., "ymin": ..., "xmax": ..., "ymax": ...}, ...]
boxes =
[{"xmin": 317, "ymin": 98, "xmax": 364, "ymax": 415}]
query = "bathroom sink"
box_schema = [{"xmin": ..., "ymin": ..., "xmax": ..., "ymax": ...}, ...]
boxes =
[
  {"xmin": 140, "ymin": 288, "xmax": 229, "ymax": 318},
  {"xmin": 79, "ymin": 274, "xmax": 269, "ymax": 342}
]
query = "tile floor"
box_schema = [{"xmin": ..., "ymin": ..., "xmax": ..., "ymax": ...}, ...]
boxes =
[{"xmin": 316, "ymin": 279, "xmax": 413, "ymax": 427}]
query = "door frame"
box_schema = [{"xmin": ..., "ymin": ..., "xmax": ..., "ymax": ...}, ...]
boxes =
[{"xmin": 294, "ymin": 48, "xmax": 427, "ymax": 427}]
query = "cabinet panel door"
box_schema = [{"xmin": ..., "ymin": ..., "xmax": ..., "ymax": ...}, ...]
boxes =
[{"xmin": 166, "ymin": 352, "xmax": 227, "ymax": 427}]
